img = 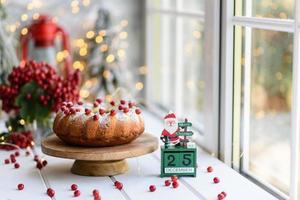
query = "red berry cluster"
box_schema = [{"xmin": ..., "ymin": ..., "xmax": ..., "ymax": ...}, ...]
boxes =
[
  {"xmin": 164, "ymin": 175, "xmax": 179, "ymax": 189},
  {"xmin": 0, "ymin": 60, "xmax": 80, "ymax": 113},
  {"xmin": 7, "ymin": 131, "xmax": 33, "ymax": 149},
  {"xmin": 34, "ymin": 155, "xmax": 48, "ymax": 170},
  {"xmin": 70, "ymin": 184, "xmax": 80, "ymax": 197}
]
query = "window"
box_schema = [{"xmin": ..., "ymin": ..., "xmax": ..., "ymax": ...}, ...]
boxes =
[
  {"xmin": 146, "ymin": 0, "xmax": 300, "ymax": 198},
  {"xmin": 146, "ymin": 0, "xmax": 220, "ymax": 154},
  {"xmin": 221, "ymin": 0, "xmax": 300, "ymax": 199}
]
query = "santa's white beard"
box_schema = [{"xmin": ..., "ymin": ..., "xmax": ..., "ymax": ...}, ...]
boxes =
[{"xmin": 165, "ymin": 124, "xmax": 178, "ymax": 134}]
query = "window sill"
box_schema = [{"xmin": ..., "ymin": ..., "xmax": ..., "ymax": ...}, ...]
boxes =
[
  {"xmin": 142, "ymin": 110, "xmax": 279, "ymax": 200},
  {"xmin": 0, "ymin": 111, "xmax": 279, "ymax": 199}
]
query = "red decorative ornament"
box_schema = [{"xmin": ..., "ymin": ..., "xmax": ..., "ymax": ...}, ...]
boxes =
[{"xmin": 20, "ymin": 15, "xmax": 71, "ymax": 77}]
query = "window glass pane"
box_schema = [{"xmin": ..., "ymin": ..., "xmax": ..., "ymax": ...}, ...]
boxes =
[
  {"xmin": 234, "ymin": 26, "xmax": 292, "ymax": 194},
  {"xmin": 181, "ymin": 17, "xmax": 204, "ymax": 127},
  {"xmin": 178, "ymin": 0, "xmax": 205, "ymax": 13},
  {"xmin": 147, "ymin": 13, "xmax": 205, "ymax": 127},
  {"xmin": 147, "ymin": 0, "xmax": 176, "ymax": 10},
  {"xmin": 148, "ymin": 13, "xmax": 176, "ymax": 110},
  {"xmin": 235, "ymin": 0, "xmax": 294, "ymax": 19}
]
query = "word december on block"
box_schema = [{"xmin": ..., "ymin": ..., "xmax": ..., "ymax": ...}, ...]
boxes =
[{"xmin": 161, "ymin": 145, "xmax": 197, "ymax": 177}]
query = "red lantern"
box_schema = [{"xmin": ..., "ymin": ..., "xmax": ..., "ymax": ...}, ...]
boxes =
[{"xmin": 20, "ymin": 15, "xmax": 71, "ymax": 76}]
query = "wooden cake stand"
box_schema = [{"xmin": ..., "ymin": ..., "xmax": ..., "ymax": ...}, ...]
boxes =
[{"xmin": 41, "ymin": 133, "xmax": 158, "ymax": 176}]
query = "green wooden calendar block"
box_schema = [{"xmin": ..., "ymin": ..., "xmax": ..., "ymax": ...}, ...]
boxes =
[{"xmin": 160, "ymin": 145, "xmax": 197, "ymax": 177}]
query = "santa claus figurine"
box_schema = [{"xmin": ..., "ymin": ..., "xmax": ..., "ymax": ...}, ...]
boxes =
[{"xmin": 160, "ymin": 112, "xmax": 180, "ymax": 146}]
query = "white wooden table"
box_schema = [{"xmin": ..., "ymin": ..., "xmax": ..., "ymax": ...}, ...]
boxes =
[{"xmin": 0, "ymin": 112, "xmax": 278, "ymax": 200}]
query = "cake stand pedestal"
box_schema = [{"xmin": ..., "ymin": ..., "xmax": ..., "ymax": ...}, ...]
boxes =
[{"xmin": 41, "ymin": 133, "xmax": 158, "ymax": 176}]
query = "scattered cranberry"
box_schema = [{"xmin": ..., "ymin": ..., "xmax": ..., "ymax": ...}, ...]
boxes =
[
  {"xmin": 93, "ymin": 189, "xmax": 99, "ymax": 196},
  {"xmin": 115, "ymin": 181, "xmax": 123, "ymax": 190},
  {"xmin": 11, "ymin": 157, "xmax": 16, "ymax": 163},
  {"xmin": 93, "ymin": 115, "xmax": 99, "ymax": 121},
  {"xmin": 171, "ymin": 175, "xmax": 178, "ymax": 182},
  {"xmin": 110, "ymin": 109, "xmax": 117, "ymax": 116},
  {"xmin": 114, "ymin": 181, "xmax": 120, "ymax": 186},
  {"xmin": 165, "ymin": 180, "xmax": 171, "ymax": 186},
  {"xmin": 15, "ymin": 151, "xmax": 20, "ymax": 157},
  {"xmin": 172, "ymin": 181, "xmax": 179, "ymax": 188},
  {"xmin": 10, "ymin": 154, "xmax": 15, "ymax": 159},
  {"xmin": 14, "ymin": 163, "xmax": 20, "ymax": 169},
  {"xmin": 94, "ymin": 196, "xmax": 101, "ymax": 200},
  {"xmin": 218, "ymin": 193, "xmax": 225, "ymax": 200},
  {"xmin": 207, "ymin": 166, "xmax": 213, "ymax": 173},
  {"xmin": 47, "ymin": 188, "xmax": 55, "ymax": 197},
  {"xmin": 36, "ymin": 162, "xmax": 43, "ymax": 169},
  {"xmin": 149, "ymin": 185, "xmax": 156, "ymax": 192},
  {"xmin": 135, "ymin": 109, "xmax": 141, "ymax": 115},
  {"xmin": 17, "ymin": 183, "xmax": 24, "ymax": 190},
  {"xmin": 120, "ymin": 100, "xmax": 126, "ymax": 105},
  {"xmin": 34, "ymin": 155, "xmax": 39, "ymax": 162},
  {"xmin": 74, "ymin": 189, "xmax": 80, "ymax": 197},
  {"xmin": 4, "ymin": 159, "xmax": 10, "ymax": 164},
  {"xmin": 25, "ymin": 151, "xmax": 30, "ymax": 156},
  {"xmin": 213, "ymin": 177, "xmax": 220, "ymax": 184},
  {"xmin": 71, "ymin": 184, "xmax": 78, "ymax": 191},
  {"xmin": 128, "ymin": 102, "xmax": 133, "ymax": 108},
  {"xmin": 110, "ymin": 101, "xmax": 115, "ymax": 106},
  {"xmin": 99, "ymin": 109, "xmax": 106, "ymax": 115},
  {"xmin": 42, "ymin": 160, "xmax": 48, "ymax": 167},
  {"xmin": 221, "ymin": 191, "xmax": 227, "ymax": 197},
  {"xmin": 78, "ymin": 101, "xmax": 83, "ymax": 105}
]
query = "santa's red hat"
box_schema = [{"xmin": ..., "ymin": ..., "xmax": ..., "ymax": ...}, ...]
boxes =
[{"xmin": 164, "ymin": 111, "xmax": 176, "ymax": 119}]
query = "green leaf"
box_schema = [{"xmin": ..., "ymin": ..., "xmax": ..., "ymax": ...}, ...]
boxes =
[{"xmin": 15, "ymin": 81, "xmax": 52, "ymax": 123}]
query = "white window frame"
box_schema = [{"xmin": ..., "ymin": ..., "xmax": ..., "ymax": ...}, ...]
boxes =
[
  {"xmin": 220, "ymin": 0, "xmax": 300, "ymax": 199},
  {"xmin": 145, "ymin": 0, "xmax": 220, "ymax": 155}
]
